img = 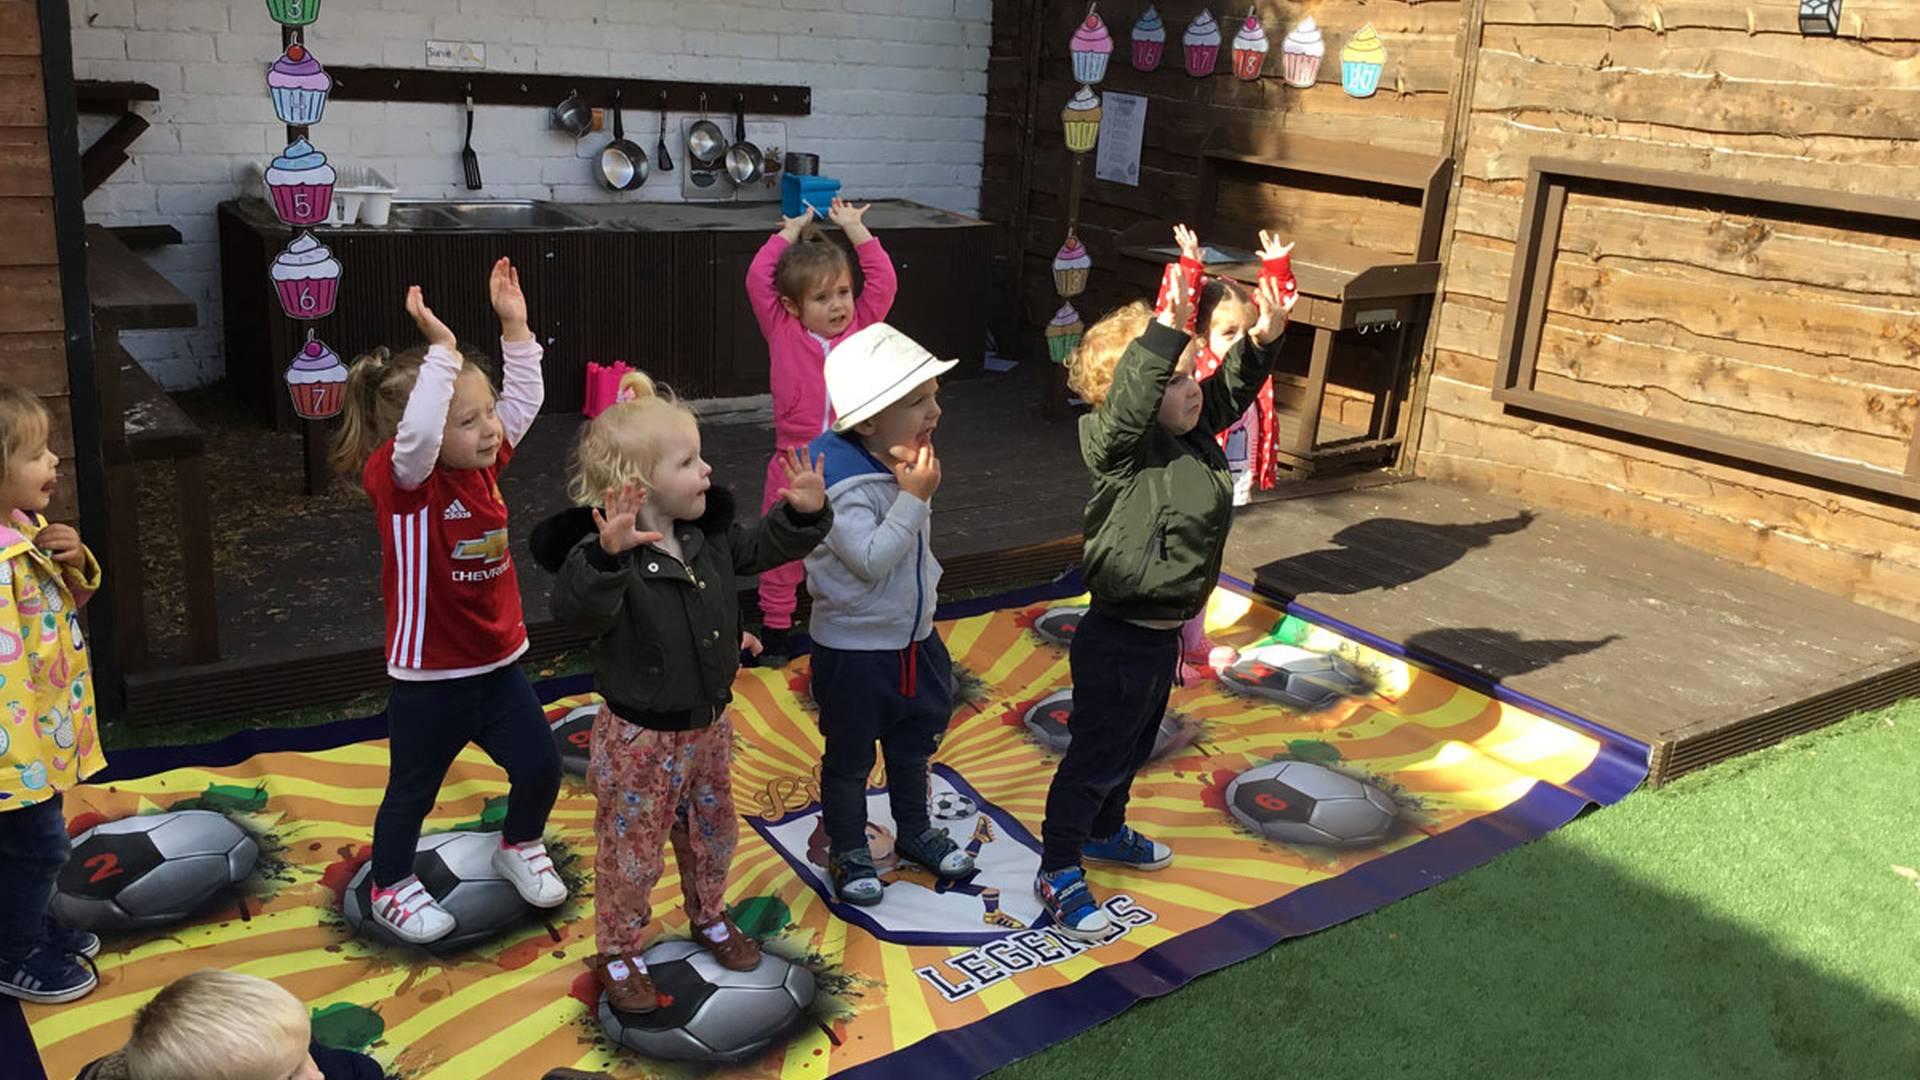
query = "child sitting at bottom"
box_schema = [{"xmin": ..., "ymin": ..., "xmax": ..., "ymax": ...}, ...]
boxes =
[
  {"xmin": 0, "ymin": 385, "xmax": 105, "ymax": 1006},
  {"xmin": 1036, "ymin": 230, "xmax": 1295, "ymax": 941},
  {"xmin": 75, "ymin": 970, "xmax": 383, "ymax": 1080},
  {"xmin": 533, "ymin": 371, "xmax": 832, "ymax": 1014},
  {"xmin": 745, "ymin": 197, "xmax": 898, "ymax": 666},
  {"xmin": 802, "ymin": 324, "xmax": 974, "ymax": 905}
]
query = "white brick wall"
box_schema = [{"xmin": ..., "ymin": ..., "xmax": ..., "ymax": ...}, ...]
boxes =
[{"xmin": 73, "ymin": 0, "xmax": 991, "ymax": 388}]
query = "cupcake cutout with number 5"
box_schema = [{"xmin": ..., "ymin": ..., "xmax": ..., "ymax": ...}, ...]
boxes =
[
  {"xmin": 266, "ymin": 137, "xmax": 335, "ymax": 225},
  {"xmin": 271, "ymin": 233, "xmax": 341, "ymax": 319}
]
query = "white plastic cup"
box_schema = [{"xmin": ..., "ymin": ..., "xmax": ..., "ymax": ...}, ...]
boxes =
[{"xmin": 359, "ymin": 191, "xmax": 393, "ymax": 226}]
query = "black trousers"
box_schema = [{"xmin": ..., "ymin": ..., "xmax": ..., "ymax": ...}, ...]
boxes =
[
  {"xmin": 1040, "ymin": 611, "xmax": 1179, "ymax": 872},
  {"xmin": 814, "ymin": 633, "xmax": 955, "ymax": 856},
  {"xmin": 371, "ymin": 665, "xmax": 561, "ymax": 886}
]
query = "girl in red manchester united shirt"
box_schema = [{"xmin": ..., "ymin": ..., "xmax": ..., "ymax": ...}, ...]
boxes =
[{"xmin": 330, "ymin": 258, "xmax": 564, "ymax": 945}]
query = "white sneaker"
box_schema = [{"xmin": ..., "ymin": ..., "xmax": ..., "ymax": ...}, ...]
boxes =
[
  {"xmin": 492, "ymin": 838, "xmax": 568, "ymax": 908},
  {"xmin": 370, "ymin": 875, "xmax": 456, "ymax": 944}
]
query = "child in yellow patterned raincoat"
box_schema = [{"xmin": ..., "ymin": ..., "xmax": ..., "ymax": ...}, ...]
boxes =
[{"xmin": 0, "ymin": 385, "xmax": 105, "ymax": 1005}]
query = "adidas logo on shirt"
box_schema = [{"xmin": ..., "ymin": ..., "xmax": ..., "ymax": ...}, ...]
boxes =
[{"xmin": 444, "ymin": 499, "xmax": 473, "ymax": 521}]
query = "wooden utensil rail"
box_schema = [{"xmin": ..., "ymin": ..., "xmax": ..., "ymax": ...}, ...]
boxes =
[
  {"xmin": 325, "ymin": 67, "xmax": 812, "ymax": 116},
  {"xmin": 1116, "ymin": 130, "xmax": 1453, "ymax": 476}
]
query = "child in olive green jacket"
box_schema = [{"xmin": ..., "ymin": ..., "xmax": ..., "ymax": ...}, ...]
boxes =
[{"xmin": 1035, "ymin": 229, "xmax": 1294, "ymax": 941}]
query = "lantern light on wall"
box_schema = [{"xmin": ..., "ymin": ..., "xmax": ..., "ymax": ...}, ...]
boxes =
[{"xmin": 1799, "ymin": 0, "xmax": 1841, "ymax": 36}]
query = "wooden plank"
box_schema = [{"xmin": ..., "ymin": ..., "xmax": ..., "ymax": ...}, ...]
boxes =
[
  {"xmin": 1473, "ymin": 48, "xmax": 1920, "ymax": 143},
  {"xmin": 0, "ymin": 56, "xmax": 46, "ymax": 127},
  {"xmin": 0, "ymin": 265, "xmax": 61, "ymax": 333},
  {"xmin": 0, "ymin": 127, "xmax": 51, "ymax": 197},
  {"xmin": 1484, "ymin": 0, "xmax": 1920, "ymax": 36},
  {"xmin": 0, "ymin": 197, "xmax": 55, "ymax": 266},
  {"xmin": 86, "ymin": 226, "xmax": 196, "ymax": 331},
  {"xmin": 0, "ymin": 2, "xmax": 39, "ymax": 59},
  {"xmin": 1501, "ymin": 24, "xmax": 1920, "ymax": 88},
  {"xmin": 0, "ymin": 331, "xmax": 68, "ymax": 393},
  {"xmin": 1212, "ymin": 171, "xmax": 1425, "ymax": 258},
  {"xmin": 1203, "ymin": 132, "xmax": 1451, "ymax": 193}
]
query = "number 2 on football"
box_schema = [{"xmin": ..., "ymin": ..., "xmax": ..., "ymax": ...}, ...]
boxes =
[{"xmin": 85, "ymin": 852, "xmax": 124, "ymax": 884}]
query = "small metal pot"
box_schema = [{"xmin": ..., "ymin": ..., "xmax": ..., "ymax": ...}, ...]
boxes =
[
  {"xmin": 724, "ymin": 95, "xmax": 764, "ymax": 186},
  {"xmin": 550, "ymin": 91, "xmax": 592, "ymax": 138},
  {"xmin": 597, "ymin": 93, "xmax": 648, "ymax": 191},
  {"xmin": 783, "ymin": 152, "xmax": 819, "ymax": 176},
  {"xmin": 686, "ymin": 93, "xmax": 727, "ymax": 168}
]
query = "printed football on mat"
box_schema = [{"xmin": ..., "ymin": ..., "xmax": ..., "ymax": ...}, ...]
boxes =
[
  {"xmin": 1218, "ymin": 644, "xmax": 1370, "ymax": 710},
  {"xmin": 341, "ymin": 830, "xmax": 536, "ymax": 952},
  {"xmin": 930, "ymin": 790, "xmax": 977, "ymax": 821},
  {"xmin": 1224, "ymin": 760, "xmax": 1399, "ymax": 848},
  {"xmin": 1022, "ymin": 688, "xmax": 1192, "ymax": 760},
  {"xmin": 548, "ymin": 703, "xmax": 598, "ymax": 776},
  {"xmin": 1032, "ymin": 606, "xmax": 1086, "ymax": 647},
  {"xmin": 598, "ymin": 939, "xmax": 817, "ymax": 1063},
  {"xmin": 53, "ymin": 810, "xmax": 260, "ymax": 931}
]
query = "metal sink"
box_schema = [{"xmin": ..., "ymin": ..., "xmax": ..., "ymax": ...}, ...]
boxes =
[{"xmin": 387, "ymin": 200, "xmax": 593, "ymax": 230}]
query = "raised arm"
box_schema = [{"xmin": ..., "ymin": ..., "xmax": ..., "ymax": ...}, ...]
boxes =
[
  {"xmin": 830, "ymin": 198, "xmax": 897, "ymax": 325},
  {"xmin": 747, "ymin": 212, "xmax": 810, "ymax": 337},
  {"xmin": 489, "ymin": 257, "xmax": 543, "ymax": 446}
]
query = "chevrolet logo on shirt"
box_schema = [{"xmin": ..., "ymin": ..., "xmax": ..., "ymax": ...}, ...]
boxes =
[{"xmin": 451, "ymin": 529, "xmax": 509, "ymax": 562}]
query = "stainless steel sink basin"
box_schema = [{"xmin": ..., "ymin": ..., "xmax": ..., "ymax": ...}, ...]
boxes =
[{"xmin": 387, "ymin": 200, "xmax": 592, "ymax": 230}]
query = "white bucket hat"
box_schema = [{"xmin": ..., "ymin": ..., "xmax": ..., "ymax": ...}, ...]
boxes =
[{"xmin": 825, "ymin": 323, "xmax": 958, "ymax": 433}]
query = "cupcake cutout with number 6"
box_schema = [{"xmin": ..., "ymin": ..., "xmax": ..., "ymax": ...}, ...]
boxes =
[
  {"xmin": 264, "ymin": 0, "xmax": 321, "ymax": 27},
  {"xmin": 1341, "ymin": 23, "xmax": 1386, "ymax": 98},
  {"xmin": 1131, "ymin": 5, "xmax": 1166, "ymax": 71},
  {"xmin": 267, "ymin": 44, "xmax": 332, "ymax": 125},
  {"xmin": 1053, "ymin": 235, "xmax": 1092, "ymax": 297},
  {"xmin": 1184, "ymin": 11, "xmax": 1222, "ymax": 76},
  {"xmin": 285, "ymin": 332, "xmax": 348, "ymax": 419},
  {"xmin": 271, "ymin": 232, "xmax": 341, "ymax": 319},
  {"xmin": 266, "ymin": 137, "xmax": 336, "ymax": 226}
]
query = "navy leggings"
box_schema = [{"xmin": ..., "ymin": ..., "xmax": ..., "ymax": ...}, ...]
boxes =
[{"xmin": 370, "ymin": 665, "xmax": 560, "ymax": 887}]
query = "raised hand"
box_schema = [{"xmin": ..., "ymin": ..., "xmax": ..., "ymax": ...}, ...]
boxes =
[
  {"xmin": 406, "ymin": 286, "xmax": 457, "ymax": 351},
  {"xmin": 888, "ymin": 442, "xmax": 942, "ymax": 502},
  {"xmin": 1173, "ymin": 222, "xmax": 1203, "ymax": 264},
  {"xmin": 1256, "ymin": 228, "xmax": 1294, "ymax": 265},
  {"xmin": 827, "ymin": 196, "xmax": 874, "ymax": 243},
  {"xmin": 1249, "ymin": 272, "xmax": 1294, "ymax": 346},
  {"xmin": 776, "ymin": 448, "xmax": 828, "ymax": 514},
  {"xmin": 1156, "ymin": 262, "xmax": 1194, "ymax": 333},
  {"xmin": 778, "ymin": 209, "xmax": 812, "ymax": 240},
  {"xmin": 489, "ymin": 257, "xmax": 531, "ymax": 342},
  {"xmin": 592, "ymin": 482, "xmax": 665, "ymax": 556},
  {"xmin": 36, "ymin": 523, "xmax": 84, "ymax": 567}
]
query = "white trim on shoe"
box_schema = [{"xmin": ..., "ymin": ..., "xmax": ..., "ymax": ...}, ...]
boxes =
[
  {"xmin": 493, "ymin": 838, "xmax": 568, "ymax": 908},
  {"xmin": 370, "ymin": 874, "xmax": 457, "ymax": 944}
]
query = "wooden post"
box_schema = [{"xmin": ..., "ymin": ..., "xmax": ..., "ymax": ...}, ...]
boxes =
[{"xmin": 279, "ymin": 23, "xmax": 333, "ymax": 496}]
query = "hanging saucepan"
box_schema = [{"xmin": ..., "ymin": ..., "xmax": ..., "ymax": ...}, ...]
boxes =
[
  {"xmin": 724, "ymin": 93, "xmax": 764, "ymax": 186},
  {"xmin": 686, "ymin": 92, "xmax": 727, "ymax": 169},
  {"xmin": 597, "ymin": 92, "xmax": 648, "ymax": 191},
  {"xmin": 550, "ymin": 90, "xmax": 593, "ymax": 138}
]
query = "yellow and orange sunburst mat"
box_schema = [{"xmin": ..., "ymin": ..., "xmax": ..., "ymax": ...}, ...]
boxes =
[{"xmin": 19, "ymin": 580, "xmax": 1644, "ymax": 1080}]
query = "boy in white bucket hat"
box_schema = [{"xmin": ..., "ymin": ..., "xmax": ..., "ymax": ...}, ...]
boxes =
[{"xmin": 803, "ymin": 323, "xmax": 976, "ymax": 906}]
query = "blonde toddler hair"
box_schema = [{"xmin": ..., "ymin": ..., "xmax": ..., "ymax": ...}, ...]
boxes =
[
  {"xmin": 568, "ymin": 370, "xmax": 699, "ymax": 506},
  {"xmin": 331, "ymin": 343, "xmax": 493, "ymax": 477},
  {"xmin": 1066, "ymin": 301, "xmax": 1159, "ymax": 409},
  {"xmin": 0, "ymin": 384, "xmax": 51, "ymax": 487},
  {"xmin": 116, "ymin": 970, "xmax": 310, "ymax": 1080}
]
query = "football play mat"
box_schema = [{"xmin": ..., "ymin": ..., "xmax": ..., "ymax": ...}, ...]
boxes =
[{"xmin": 14, "ymin": 578, "xmax": 1644, "ymax": 1079}]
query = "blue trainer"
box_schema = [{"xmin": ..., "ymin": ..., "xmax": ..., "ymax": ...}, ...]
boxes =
[
  {"xmin": 44, "ymin": 920, "xmax": 100, "ymax": 960},
  {"xmin": 1033, "ymin": 866, "xmax": 1110, "ymax": 942},
  {"xmin": 1082, "ymin": 825, "xmax": 1173, "ymax": 871},
  {"xmin": 0, "ymin": 944, "xmax": 97, "ymax": 1004}
]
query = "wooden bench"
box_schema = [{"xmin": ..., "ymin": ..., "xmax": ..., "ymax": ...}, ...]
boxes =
[
  {"xmin": 87, "ymin": 226, "xmax": 218, "ymax": 670},
  {"xmin": 1116, "ymin": 131, "xmax": 1453, "ymax": 478}
]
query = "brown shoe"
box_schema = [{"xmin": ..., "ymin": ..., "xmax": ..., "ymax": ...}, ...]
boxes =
[
  {"xmin": 591, "ymin": 953, "xmax": 657, "ymax": 1014},
  {"xmin": 691, "ymin": 915, "xmax": 761, "ymax": 972}
]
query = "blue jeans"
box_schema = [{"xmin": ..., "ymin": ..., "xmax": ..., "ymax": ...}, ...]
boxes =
[
  {"xmin": 0, "ymin": 794, "xmax": 69, "ymax": 961},
  {"xmin": 813, "ymin": 634, "xmax": 955, "ymax": 856}
]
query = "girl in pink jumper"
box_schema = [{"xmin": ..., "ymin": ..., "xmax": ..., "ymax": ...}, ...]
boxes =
[{"xmin": 745, "ymin": 197, "xmax": 898, "ymax": 664}]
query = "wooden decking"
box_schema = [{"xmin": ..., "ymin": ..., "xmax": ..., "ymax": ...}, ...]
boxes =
[{"xmin": 1223, "ymin": 479, "xmax": 1920, "ymax": 782}]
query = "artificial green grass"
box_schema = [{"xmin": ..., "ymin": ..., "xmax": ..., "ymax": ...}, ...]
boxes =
[{"xmin": 995, "ymin": 701, "xmax": 1920, "ymax": 1080}]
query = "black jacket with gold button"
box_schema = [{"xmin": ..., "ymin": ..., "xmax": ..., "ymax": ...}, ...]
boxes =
[{"xmin": 531, "ymin": 486, "xmax": 832, "ymax": 731}]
